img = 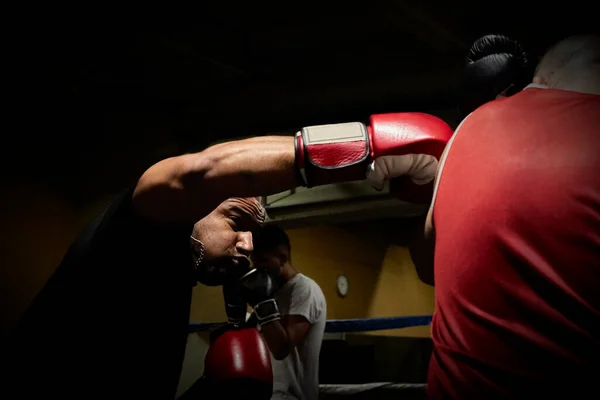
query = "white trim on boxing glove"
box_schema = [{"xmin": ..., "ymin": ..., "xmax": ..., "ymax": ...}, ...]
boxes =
[
  {"xmin": 295, "ymin": 122, "xmax": 370, "ymax": 188},
  {"xmin": 253, "ymin": 298, "xmax": 281, "ymax": 327},
  {"xmin": 366, "ymin": 153, "xmax": 438, "ymax": 191}
]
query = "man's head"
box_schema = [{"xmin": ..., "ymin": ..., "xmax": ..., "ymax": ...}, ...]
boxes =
[
  {"xmin": 459, "ymin": 34, "xmax": 531, "ymax": 118},
  {"xmin": 191, "ymin": 196, "xmax": 266, "ymax": 286},
  {"xmin": 533, "ymin": 34, "xmax": 600, "ymax": 95},
  {"xmin": 251, "ymin": 223, "xmax": 293, "ymax": 286}
]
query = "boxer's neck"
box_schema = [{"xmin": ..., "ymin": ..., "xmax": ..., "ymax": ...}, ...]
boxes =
[{"xmin": 280, "ymin": 262, "xmax": 298, "ymax": 283}]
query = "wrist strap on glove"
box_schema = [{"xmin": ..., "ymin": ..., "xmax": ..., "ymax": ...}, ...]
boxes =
[
  {"xmin": 295, "ymin": 122, "xmax": 371, "ymax": 187},
  {"xmin": 253, "ymin": 298, "xmax": 281, "ymax": 327}
]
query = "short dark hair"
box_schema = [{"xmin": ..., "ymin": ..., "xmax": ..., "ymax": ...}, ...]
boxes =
[{"xmin": 254, "ymin": 223, "xmax": 291, "ymax": 256}]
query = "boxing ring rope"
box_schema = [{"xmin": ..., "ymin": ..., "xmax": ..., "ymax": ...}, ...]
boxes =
[
  {"xmin": 189, "ymin": 315, "xmax": 432, "ymax": 397},
  {"xmin": 320, "ymin": 382, "xmax": 427, "ymax": 395},
  {"xmin": 188, "ymin": 314, "xmax": 433, "ymax": 333}
]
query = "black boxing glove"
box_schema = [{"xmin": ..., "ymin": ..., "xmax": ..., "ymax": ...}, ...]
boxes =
[
  {"xmin": 222, "ymin": 283, "xmax": 247, "ymax": 326},
  {"xmin": 460, "ymin": 34, "xmax": 531, "ymax": 118},
  {"xmin": 211, "ymin": 283, "xmax": 253, "ymax": 343},
  {"xmin": 238, "ymin": 269, "xmax": 281, "ymax": 327}
]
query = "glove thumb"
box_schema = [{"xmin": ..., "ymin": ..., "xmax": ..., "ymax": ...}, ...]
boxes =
[
  {"xmin": 366, "ymin": 154, "xmax": 438, "ymax": 190},
  {"xmin": 239, "ymin": 269, "xmax": 279, "ymax": 306}
]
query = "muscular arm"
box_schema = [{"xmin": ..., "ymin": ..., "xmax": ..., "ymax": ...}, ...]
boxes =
[
  {"xmin": 260, "ymin": 315, "xmax": 311, "ymax": 360},
  {"xmin": 132, "ymin": 136, "xmax": 297, "ymax": 224}
]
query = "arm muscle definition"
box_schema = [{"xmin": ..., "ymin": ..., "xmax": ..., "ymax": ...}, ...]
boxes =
[{"xmin": 133, "ymin": 136, "xmax": 297, "ymax": 224}]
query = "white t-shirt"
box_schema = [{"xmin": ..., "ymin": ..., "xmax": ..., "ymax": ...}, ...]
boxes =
[{"xmin": 270, "ymin": 273, "xmax": 327, "ymax": 400}]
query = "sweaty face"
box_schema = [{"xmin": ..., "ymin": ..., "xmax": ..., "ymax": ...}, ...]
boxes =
[{"xmin": 192, "ymin": 197, "xmax": 266, "ymax": 285}]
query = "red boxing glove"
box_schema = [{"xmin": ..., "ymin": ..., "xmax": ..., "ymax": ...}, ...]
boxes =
[
  {"xmin": 295, "ymin": 113, "xmax": 453, "ymax": 203},
  {"xmin": 204, "ymin": 327, "xmax": 273, "ymax": 400}
]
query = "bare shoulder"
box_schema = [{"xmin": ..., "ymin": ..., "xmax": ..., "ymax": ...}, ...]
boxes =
[{"xmin": 131, "ymin": 154, "xmax": 215, "ymax": 224}]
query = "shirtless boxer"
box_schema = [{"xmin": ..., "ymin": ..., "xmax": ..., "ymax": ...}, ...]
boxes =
[
  {"xmin": 4, "ymin": 112, "xmax": 452, "ymax": 399},
  {"xmin": 411, "ymin": 34, "xmax": 600, "ymax": 398}
]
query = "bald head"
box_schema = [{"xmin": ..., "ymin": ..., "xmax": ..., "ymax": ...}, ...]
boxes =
[{"xmin": 533, "ymin": 34, "xmax": 600, "ymax": 95}]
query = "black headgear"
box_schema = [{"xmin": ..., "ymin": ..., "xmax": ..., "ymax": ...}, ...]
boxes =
[{"xmin": 459, "ymin": 34, "xmax": 531, "ymax": 118}]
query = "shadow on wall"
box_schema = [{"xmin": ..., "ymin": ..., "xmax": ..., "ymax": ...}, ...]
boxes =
[
  {"xmin": 0, "ymin": 183, "xmax": 113, "ymax": 335},
  {"xmin": 177, "ymin": 332, "xmax": 211, "ymax": 398},
  {"xmin": 321, "ymin": 334, "xmax": 433, "ymax": 383},
  {"xmin": 0, "ymin": 104, "xmax": 175, "ymax": 334}
]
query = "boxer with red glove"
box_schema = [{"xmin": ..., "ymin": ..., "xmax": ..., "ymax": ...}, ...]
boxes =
[
  {"xmin": 295, "ymin": 113, "xmax": 453, "ymax": 203},
  {"xmin": 7, "ymin": 105, "xmax": 452, "ymax": 399},
  {"xmin": 199, "ymin": 269, "xmax": 279, "ymax": 400},
  {"xmin": 203, "ymin": 325, "xmax": 273, "ymax": 400}
]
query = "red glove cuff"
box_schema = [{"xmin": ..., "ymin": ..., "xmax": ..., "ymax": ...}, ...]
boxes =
[{"xmin": 295, "ymin": 122, "xmax": 371, "ymax": 187}]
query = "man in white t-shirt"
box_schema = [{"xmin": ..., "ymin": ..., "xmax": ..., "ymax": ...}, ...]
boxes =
[{"xmin": 250, "ymin": 224, "xmax": 327, "ymax": 400}]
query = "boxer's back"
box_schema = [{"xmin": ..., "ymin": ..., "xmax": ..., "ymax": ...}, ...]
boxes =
[{"xmin": 429, "ymin": 87, "xmax": 600, "ymax": 398}]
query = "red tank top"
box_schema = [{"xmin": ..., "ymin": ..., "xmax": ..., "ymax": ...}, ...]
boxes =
[{"xmin": 429, "ymin": 88, "xmax": 600, "ymax": 399}]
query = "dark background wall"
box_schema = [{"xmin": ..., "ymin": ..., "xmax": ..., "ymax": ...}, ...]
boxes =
[
  {"xmin": 2, "ymin": 1, "xmax": 597, "ymax": 333},
  {"xmin": 6, "ymin": 1, "xmax": 596, "ymax": 203}
]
